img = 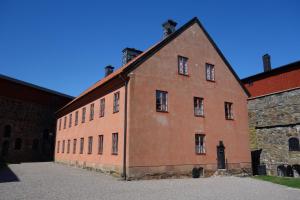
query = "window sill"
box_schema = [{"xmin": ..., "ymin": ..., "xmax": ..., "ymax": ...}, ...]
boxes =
[
  {"xmin": 196, "ymin": 152, "xmax": 206, "ymax": 155},
  {"xmin": 206, "ymin": 79, "xmax": 216, "ymax": 83},
  {"xmin": 113, "ymin": 111, "xmax": 119, "ymax": 114},
  {"xmin": 178, "ymin": 73, "xmax": 189, "ymax": 77},
  {"xmin": 88, "ymin": 152, "xmax": 92, "ymax": 155},
  {"xmin": 195, "ymin": 114, "xmax": 205, "ymax": 118},
  {"xmin": 225, "ymin": 118, "xmax": 234, "ymax": 121},
  {"xmin": 98, "ymin": 153, "xmax": 103, "ymax": 155},
  {"xmin": 99, "ymin": 115, "xmax": 104, "ymax": 118},
  {"xmin": 156, "ymin": 110, "xmax": 169, "ymax": 113},
  {"xmin": 112, "ymin": 153, "xmax": 118, "ymax": 155}
]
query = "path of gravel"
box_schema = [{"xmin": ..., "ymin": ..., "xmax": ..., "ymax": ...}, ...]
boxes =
[{"xmin": 0, "ymin": 162, "xmax": 299, "ymax": 200}]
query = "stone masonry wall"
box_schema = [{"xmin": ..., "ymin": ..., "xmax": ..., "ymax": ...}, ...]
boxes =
[
  {"xmin": 248, "ymin": 88, "xmax": 300, "ymax": 175},
  {"xmin": 0, "ymin": 96, "xmax": 56, "ymax": 162}
]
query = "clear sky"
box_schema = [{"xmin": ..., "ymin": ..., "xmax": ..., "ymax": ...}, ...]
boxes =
[{"xmin": 1, "ymin": 0, "xmax": 299, "ymax": 97}]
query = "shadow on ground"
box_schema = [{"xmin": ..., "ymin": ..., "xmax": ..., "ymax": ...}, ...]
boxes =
[{"xmin": 0, "ymin": 163, "xmax": 20, "ymax": 183}]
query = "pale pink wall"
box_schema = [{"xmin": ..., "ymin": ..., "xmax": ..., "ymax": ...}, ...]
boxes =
[
  {"xmin": 55, "ymin": 86, "xmax": 125, "ymax": 171},
  {"xmin": 127, "ymin": 23, "xmax": 251, "ymax": 169}
]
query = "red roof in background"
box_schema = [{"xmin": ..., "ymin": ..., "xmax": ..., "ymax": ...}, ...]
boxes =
[{"xmin": 242, "ymin": 60, "xmax": 300, "ymax": 97}]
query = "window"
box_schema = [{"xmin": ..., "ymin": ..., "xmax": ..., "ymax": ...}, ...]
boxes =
[
  {"xmin": 194, "ymin": 97, "xmax": 204, "ymax": 117},
  {"xmin": 178, "ymin": 56, "xmax": 188, "ymax": 75},
  {"xmin": 112, "ymin": 133, "xmax": 118, "ymax": 155},
  {"xmin": 14, "ymin": 138, "xmax": 22, "ymax": 150},
  {"xmin": 225, "ymin": 102, "xmax": 233, "ymax": 120},
  {"xmin": 98, "ymin": 135, "xmax": 104, "ymax": 154},
  {"xmin": 156, "ymin": 90, "xmax": 168, "ymax": 112},
  {"xmin": 75, "ymin": 111, "xmax": 78, "ymax": 126},
  {"xmin": 82, "ymin": 107, "xmax": 86, "ymax": 123},
  {"xmin": 59, "ymin": 119, "xmax": 62, "ymax": 130},
  {"xmin": 289, "ymin": 138, "xmax": 299, "ymax": 151},
  {"xmin": 88, "ymin": 136, "xmax": 93, "ymax": 154},
  {"xmin": 195, "ymin": 134, "xmax": 205, "ymax": 154},
  {"xmin": 206, "ymin": 63, "xmax": 215, "ymax": 81},
  {"xmin": 113, "ymin": 92, "xmax": 120, "ymax": 113},
  {"xmin": 69, "ymin": 114, "xmax": 72, "ymax": 128},
  {"xmin": 100, "ymin": 98, "xmax": 105, "ymax": 117},
  {"xmin": 90, "ymin": 103, "xmax": 94, "ymax": 121},
  {"xmin": 73, "ymin": 139, "xmax": 77, "ymax": 154},
  {"xmin": 67, "ymin": 140, "xmax": 70, "ymax": 153},
  {"xmin": 63, "ymin": 116, "xmax": 67, "ymax": 129},
  {"xmin": 62, "ymin": 140, "xmax": 65, "ymax": 153},
  {"xmin": 80, "ymin": 138, "xmax": 84, "ymax": 154},
  {"xmin": 57, "ymin": 141, "xmax": 60, "ymax": 153}
]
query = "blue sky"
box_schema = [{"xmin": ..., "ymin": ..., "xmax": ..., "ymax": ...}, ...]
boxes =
[{"xmin": 1, "ymin": 0, "xmax": 299, "ymax": 96}]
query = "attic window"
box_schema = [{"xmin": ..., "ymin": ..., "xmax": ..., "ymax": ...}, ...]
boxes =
[
  {"xmin": 206, "ymin": 63, "xmax": 215, "ymax": 81},
  {"xmin": 178, "ymin": 56, "xmax": 188, "ymax": 75}
]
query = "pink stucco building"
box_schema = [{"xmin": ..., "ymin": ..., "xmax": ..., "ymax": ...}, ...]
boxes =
[{"xmin": 55, "ymin": 17, "xmax": 251, "ymax": 179}]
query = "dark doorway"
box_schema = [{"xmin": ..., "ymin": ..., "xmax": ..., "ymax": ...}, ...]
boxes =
[
  {"xmin": 217, "ymin": 141, "xmax": 225, "ymax": 169},
  {"xmin": 1, "ymin": 141, "xmax": 10, "ymax": 156},
  {"xmin": 251, "ymin": 149, "xmax": 262, "ymax": 175}
]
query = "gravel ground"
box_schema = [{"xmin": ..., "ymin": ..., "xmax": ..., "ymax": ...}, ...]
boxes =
[{"xmin": 0, "ymin": 162, "xmax": 299, "ymax": 200}]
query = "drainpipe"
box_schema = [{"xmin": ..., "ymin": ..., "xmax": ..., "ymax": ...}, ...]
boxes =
[{"xmin": 119, "ymin": 74, "xmax": 128, "ymax": 180}]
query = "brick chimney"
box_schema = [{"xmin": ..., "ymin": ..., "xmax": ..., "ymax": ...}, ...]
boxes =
[
  {"xmin": 104, "ymin": 65, "xmax": 114, "ymax": 77},
  {"xmin": 162, "ymin": 19, "xmax": 177, "ymax": 38},
  {"xmin": 122, "ymin": 48, "xmax": 143, "ymax": 65},
  {"xmin": 262, "ymin": 54, "xmax": 271, "ymax": 72}
]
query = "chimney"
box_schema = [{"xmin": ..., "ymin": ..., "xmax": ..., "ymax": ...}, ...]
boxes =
[
  {"xmin": 262, "ymin": 54, "xmax": 272, "ymax": 72},
  {"xmin": 122, "ymin": 48, "xmax": 143, "ymax": 65},
  {"xmin": 162, "ymin": 19, "xmax": 177, "ymax": 38},
  {"xmin": 104, "ymin": 65, "xmax": 114, "ymax": 77}
]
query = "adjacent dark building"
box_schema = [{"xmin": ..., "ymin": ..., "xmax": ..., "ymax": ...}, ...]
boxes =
[{"xmin": 0, "ymin": 74, "xmax": 73, "ymax": 163}]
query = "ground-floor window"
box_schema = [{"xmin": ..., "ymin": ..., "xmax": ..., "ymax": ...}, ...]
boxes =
[
  {"xmin": 73, "ymin": 139, "xmax": 77, "ymax": 154},
  {"xmin": 112, "ymin": 133, "xmax": 118, "ymax": 155},
  {"xmin": 88, "ymin": 136, "xmax": 93, "ymax": 154},
  {"xmin": 98, "ymin": 135, "xmax": 103, "ymax": 155},
  {"xmin": 80, "ymin": 138, "xmax": 84, "ymax": 154},
  {"xmin": 195, "ymin": 134, "xmax": 205, "ymax": 154}
]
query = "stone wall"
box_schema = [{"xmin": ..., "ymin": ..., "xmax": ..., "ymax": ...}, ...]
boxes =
[
  {"xmin": 0, "ymin": 96, "xmax": 56, "ymax": 162},
  {"xmin": 248, "ymin": 88, "xmax": 300, "ymax": 175}
]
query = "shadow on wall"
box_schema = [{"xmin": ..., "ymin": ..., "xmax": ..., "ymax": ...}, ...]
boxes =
[{"xmin": 0, "ymin": 162, "xmax": 20, "ymax": 183}]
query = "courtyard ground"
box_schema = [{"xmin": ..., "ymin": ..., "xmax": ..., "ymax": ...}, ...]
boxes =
[{"xmin": 0, "ymin": 162, "xmax": 299, "ymax": 200}]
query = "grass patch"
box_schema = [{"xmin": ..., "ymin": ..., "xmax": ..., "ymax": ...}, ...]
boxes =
[{"xmin": 253, "ymin": 175, "xmax": 300, "ymax": 189}]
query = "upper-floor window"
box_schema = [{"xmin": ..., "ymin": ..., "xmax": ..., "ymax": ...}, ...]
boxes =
[
  {"xmin": 73, "ymin": 139, "xmax": 77, "ymax": 154},
  {"xmin": 63, "ymin": 116, "xmax": 67, "ymax": 129},
  {"xmin": 75, "ymin": 111, "xmax": 79, "ymax": 126},
  {"xmin": 80, "ymin": 138, "xmax": 84, "ymax": 154},
  {"xmin": 69, "ymin": 113, "xmax": 72, "ymax": 128},
  {"xmin": 100, "ymin": 98, "xmax": 105, "ymax": 117},
  {"xmin": 88, "ymin": 136, "xmax": 93, "ymax": 154},
  {"xmin": 178, "ymin": 56, "xmax": 188, "ymax": 75},
  {"xmin": 206, "ymin": 63, "xmax": 215, "ymax": 81},
  {"xmin": 289, "ymin": 137, "xmax": 299, "ymax": 151},
  {"xmin": 225, "ymin": 102, "xmax": 233, "ymax": 120},
  {"xmin": 98, "ymin": 135, "xmax": 104, "ymax": 154},
  {"xmin": 112, "ymin": 133, "xmax": 118, "ymax": 155},
  {"xmin": 82, "ymin": 107, "xmax": 86, "ymax": 123},
  {"xmin": 194, "ymin": 97, "xmax": 204, "ymax": 117},
  {"xmin": 113, "ymin": 92, "xmax": 120, "ymax": 113},
  {"xmin": 195, "ymin": 134, "xmax": 205, "ymax": 154},
  {"xmin": 57, "ymin": 141, "xmax": 60, "ymax": 153},
  {"xmin": 156, "ymin": 90, "xmax": 168, "ymax": 112},
  {"xmin": 67, "ymin": 140, "xmax": 70, "ymax": 154},
  {"xmin": 59, "ymin": 119, "xmax": 62, "ymax": 131},
  {"xmin": 90, "ymin": 103, "xmax": 94, "ymax": 121}
]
